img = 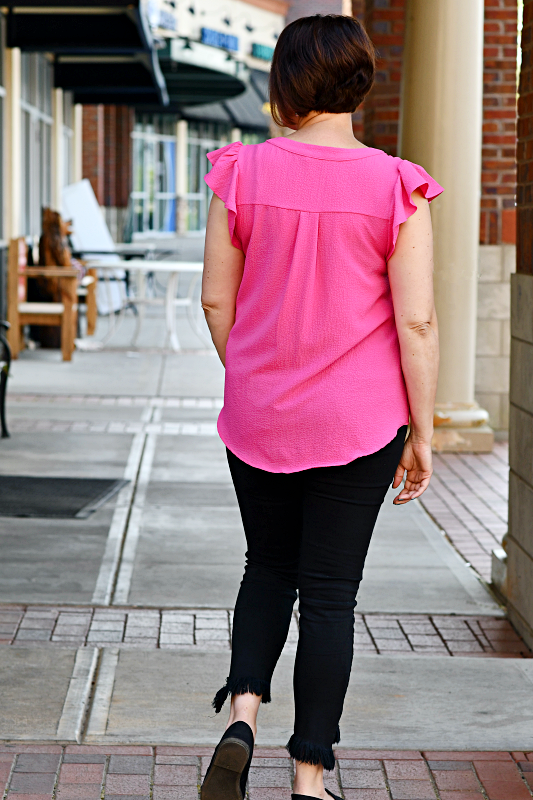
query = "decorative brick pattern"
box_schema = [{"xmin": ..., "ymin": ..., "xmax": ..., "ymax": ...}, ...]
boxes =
[
  {"xmin": 6, "ymin": 393, "xmax": 221, "ymax": 435},
  {"xmin": 419, "ymin": 441, "xmax": 509, "ymax": 580},
  {"xmin": 7, "ymin": 418, "xmax": 219, "ymax": 436},
  {"xmin": 481, "ymin": 0, "xmax": 519, "ymax": 246},
  {"xmin": 8, "ymin": 394, "xmax": 224, "ymax": 408},
  {"xmin": 1, "ymin": 746, "xmax": 533, "ymax": 800},
  {"xmin": 1, "ymin": 605, "xmax": 530, "ymax": 656}
]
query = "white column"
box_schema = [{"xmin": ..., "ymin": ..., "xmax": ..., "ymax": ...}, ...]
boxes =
[
  {"xmin": 73, "ymin": 103, "xmax": 83, "ymax": 183},
  {"xmin": 400, "ymin": 0, "xmax": 493, "ymax": 451},
  {"xmin": 5, "ymin": 48, "xmax": 21, "ymax": 239},
  {"xmin": 176, "ymin": 119, "xmax": 188, "ymax": 234},
  {"xmin": 230, "ymin": 127, "xmax": 242, "ymax": 142},
  {"xmin": 51, "ymin": 87, "xmax": 64, "ymax": 210}
]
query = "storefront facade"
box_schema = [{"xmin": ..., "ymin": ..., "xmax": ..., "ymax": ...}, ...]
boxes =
[{"xmin": 115, "ymin": 0, "xmax": 286, "ymax": 238}]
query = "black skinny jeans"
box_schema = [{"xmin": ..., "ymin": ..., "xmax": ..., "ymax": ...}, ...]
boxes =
[{"xmin": 213, "ymin": 426, "xmax": 407, "ymax": 770}]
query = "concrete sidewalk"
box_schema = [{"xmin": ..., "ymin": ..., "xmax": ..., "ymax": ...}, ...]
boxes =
[{"xmin": 1, "ymin": 339, "xmax": 532, "ymax": 763}]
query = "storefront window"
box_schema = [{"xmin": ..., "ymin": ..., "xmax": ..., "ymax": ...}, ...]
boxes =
[
  {"xmin": 186, "ymin": 122, "xmax": 230, "ymax": 231},
  {"xmin": 20, "ymin": 53, "xmax": 53, "ymax": 237},
  {"xmin": 132, "ymin": 113, "xmax": 178, "ymax": 235},
  {"xmin": 131, "ymin": 115, "xmax": 258, "ymax": 234}
]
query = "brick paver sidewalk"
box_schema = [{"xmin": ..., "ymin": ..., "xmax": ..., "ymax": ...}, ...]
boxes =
[
  {"xmin": 419, "ymin": 442, "xmax": 509, "ymax": 581},
  {"xmin": 1, "ymin": 744, "xmax": 532, "ymax": 800},
  {"xmin": 0, "ymin": 606, "xmax": 530, "ymax": 657}
]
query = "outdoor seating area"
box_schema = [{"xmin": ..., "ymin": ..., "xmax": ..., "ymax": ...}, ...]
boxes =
[{"xmin": 5, "ymin": 181, "xmax": 208, "ymax": 361}]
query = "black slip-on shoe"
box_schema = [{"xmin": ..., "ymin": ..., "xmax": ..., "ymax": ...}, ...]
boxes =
[
  {"xmin": 292, "ymin": 790, "xmax": 342, "ymax": 800},
  {"xmin": 201, "ymin": 721, "xmax": 254, "ymax": 800}
]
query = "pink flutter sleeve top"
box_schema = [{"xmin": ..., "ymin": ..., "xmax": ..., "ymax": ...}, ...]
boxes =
[{"xmin": 204, "ymin": 137, "xmax": 443, "ymax": 473}]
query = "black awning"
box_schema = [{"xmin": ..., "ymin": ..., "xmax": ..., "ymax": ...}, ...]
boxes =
[
  {"xmin": 222, "ymin": 82, "xmax": 269, "ymax": 130},
  {"xmin": 160, "ymin": 60, "xmax": 246, "ymax": 106},
  {"xmin": 5, "ymin": 0, "xmax": 168, "ymax": 105},
  {"xmin": 180, "ymin": 102, "xmax": 233, "ymax": 123},
  {"xmin": 250, "ymin": 69, "xmax": 270, "ymax": 104},
  {"xmin": 155, "ymin": 38, "xmax": 247, "ymax": 108},
  {"xmin": 5, "ymin": 0, "xmax": 151, "ymax": 52},
  {"xmin": 55, "ymin": 51, "xmax": 168, "ymax": 106}
]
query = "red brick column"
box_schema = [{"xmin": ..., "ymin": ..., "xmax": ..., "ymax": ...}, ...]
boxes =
[
  {"xmin": 104, "ymin": 106, "xmax": 117, "ymax": 209},
  {"xmin": 116, "ymin": 107, "xmax": 134, "ymax": 209},
  {"xmin": 481, "ymin": 0, "xmax": 519, "ymax": 245},
  {"xmin": 351, "ymin": 0, "xmax": 366, "ymax": 141},
  {"xmin": 363, "ymin": 0, "xmax": 405, "ymax": 155},
  {"xmin": 82, "ymin": 105, "xmax": 105, "ymax": 205}
]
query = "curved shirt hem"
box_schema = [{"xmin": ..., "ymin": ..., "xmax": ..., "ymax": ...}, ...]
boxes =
[{"xmin": 217, "ymin": 416, "xmax": 409, "ymax": 474}]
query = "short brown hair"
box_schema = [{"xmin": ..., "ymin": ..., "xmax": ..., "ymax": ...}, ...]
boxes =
[{"xmin": 269, "ymin": 15, "xmax": 375, "ymax": 129}]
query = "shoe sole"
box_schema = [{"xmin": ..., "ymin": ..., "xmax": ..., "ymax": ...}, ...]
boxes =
[{"xmin": 201, "ymin": 738, "xmax": 250, "ymax": 800}]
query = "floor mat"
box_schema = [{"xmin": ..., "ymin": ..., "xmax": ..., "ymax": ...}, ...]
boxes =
[{"xmin": 0, "ymin": 476, "xmax": 128, "ymax": 518}]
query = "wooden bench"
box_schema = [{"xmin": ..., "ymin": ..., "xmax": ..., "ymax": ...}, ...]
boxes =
[{"xmin": 7, "ymin": 238, "xmax": 78, "ymax": 361}]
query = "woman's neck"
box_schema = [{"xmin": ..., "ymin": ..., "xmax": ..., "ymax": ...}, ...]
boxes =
[{"xmin": 287, "ymin": 111, "xmax": 366, "ymax": 149}]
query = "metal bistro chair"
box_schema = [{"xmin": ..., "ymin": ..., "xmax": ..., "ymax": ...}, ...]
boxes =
[{"xmin": 0, "ymin": 320, "xmax": 11, "ymax": 437}]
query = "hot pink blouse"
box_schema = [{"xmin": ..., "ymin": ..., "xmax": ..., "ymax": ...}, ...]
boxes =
[{"xmin": 205, "ymin": 137, "xmax": 443, "ymax": 473}]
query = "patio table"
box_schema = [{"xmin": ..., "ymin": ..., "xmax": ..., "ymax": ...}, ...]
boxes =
[{"xmin": 87, "ymin": 260, "xmax": 205, "ymax": 351}]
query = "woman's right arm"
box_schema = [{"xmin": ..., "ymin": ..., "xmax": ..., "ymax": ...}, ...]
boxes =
[{"xmin": 387, "ymin": 188, "xmax": 439, "ymax": 504}]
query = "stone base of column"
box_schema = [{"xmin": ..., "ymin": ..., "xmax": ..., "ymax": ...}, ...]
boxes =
[
  {"xmin": 431, "ymin": 402, "xmax": 494, "ymax": 452},
  {"xmin": 432, "ymin": 425, "xmax": 494, "ymax": 453}
]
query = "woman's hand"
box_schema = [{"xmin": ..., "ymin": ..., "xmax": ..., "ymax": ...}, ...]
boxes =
[{"xmin": 392, "ymin": 433, "xmax": 433, "ymax": 504}]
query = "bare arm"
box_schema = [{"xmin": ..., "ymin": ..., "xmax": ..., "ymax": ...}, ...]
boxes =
[
  {"xmin": 202, "ymin": 194, "xmax": 245, "ymax": 366},
  {"xmin": 387, "ymin": 188, "xmax": 439, "ymax": 504}
]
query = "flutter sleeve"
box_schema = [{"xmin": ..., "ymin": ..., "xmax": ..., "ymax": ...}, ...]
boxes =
[
  {"xmin": 387, "ymin": 159, "xmax": 444, "ymax": 260},
  {"xmin": 204, "ymin": 141, "xmax": 243, "ymax": 249}
]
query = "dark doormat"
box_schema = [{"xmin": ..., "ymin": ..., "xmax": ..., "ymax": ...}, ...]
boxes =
[{"xmin": 0, "ymin": 476, "xmax": 129, "ymax": 519}]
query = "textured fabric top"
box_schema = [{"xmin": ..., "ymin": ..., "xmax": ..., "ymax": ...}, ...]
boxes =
[{"xmin": 204, "ymin": 137, "xmax": 443, "ymax": 473}]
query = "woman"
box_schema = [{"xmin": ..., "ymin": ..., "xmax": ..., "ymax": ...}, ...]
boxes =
[{"xmin": 200, "ymin": 14, "xmax": 442, "ymax": 800}]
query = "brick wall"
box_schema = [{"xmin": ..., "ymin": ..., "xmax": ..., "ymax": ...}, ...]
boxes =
[
  {"xmin": 481, "ymin": 0, "xmax": 518, "ymax": 245},
  {"xmin": 287, "ymin": 0, "xmax": 405, "ymax": 151},
  {"xmin": 82, "ymin": 105, "xmax": 105, "ymax": 205},
  {"xmin": 362, "ymin": 0, "xmax": 405, "ymax": 155},
  {"xmin": 104, "ymin": 105, "xmax": 117, "ymax": 208},
  {"xmin": 116, "ymin": 107, "xmax": 134, "ymax": 209},
  {"xmin": 351, "ymin": 0, "xmax": 365, "ymax": 140},
  {"xmin": 83, "ymin": 105, "xmax": 133, "ymax": 239}
]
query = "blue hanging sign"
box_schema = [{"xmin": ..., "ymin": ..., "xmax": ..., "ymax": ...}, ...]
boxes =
[
  {"xmin": 201, "ymin": 27, "xmax": 239, "ymax": 51},
  {"xmin": 251, "ymin": 43, "xmax": 274, "ymax": 61}
]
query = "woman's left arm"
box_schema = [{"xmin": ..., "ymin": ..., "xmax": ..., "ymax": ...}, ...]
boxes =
[{"xmin": 202, "ymin": 194, "xmax": 245, "ymax": 366}]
